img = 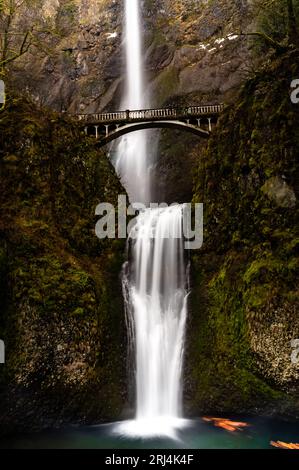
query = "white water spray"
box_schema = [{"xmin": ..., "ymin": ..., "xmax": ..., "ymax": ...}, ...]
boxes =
[
  {"xmin": 113, "ymin": 1, "xmax": 189, "ymax": 438},
  {"xmin": 113, "ymin": 0, "xmax": 150, "ymax": 205}
]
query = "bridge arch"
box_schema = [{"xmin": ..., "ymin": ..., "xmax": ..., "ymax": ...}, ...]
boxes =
[{"xmin": 94, "ymin": 120, "xmax": 210, "ymax": 148}]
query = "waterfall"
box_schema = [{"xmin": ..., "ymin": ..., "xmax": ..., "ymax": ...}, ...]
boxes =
[
  {"xmin": 113, "ymin": 0, "xmax": 189, "ymax": 438},
  {"xmin": 113, "ymin": 0, "xmax": 151, "ymax": 205}
]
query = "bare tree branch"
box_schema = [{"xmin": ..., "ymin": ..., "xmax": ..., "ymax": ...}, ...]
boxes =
[{"xmin": 0, "ymin": 0, "xmax": 56, "ymax": 74}]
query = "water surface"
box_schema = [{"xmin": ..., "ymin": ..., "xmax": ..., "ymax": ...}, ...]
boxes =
[{"xmin": 1, "ymin": 416, "xmax": 298, "ymax": 449}]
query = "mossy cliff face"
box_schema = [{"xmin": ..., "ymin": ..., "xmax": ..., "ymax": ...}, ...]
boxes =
[
  {"xmin": 186, "ymin": 51, "xmax": 299, "ymax": 417},
  {"xmin": 0, "ymin": 96, "xmax": 128, "ymax": 435}
]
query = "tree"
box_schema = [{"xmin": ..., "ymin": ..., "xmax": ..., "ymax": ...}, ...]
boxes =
[
  {"xmin": 240, "ymin": 0, "xmax": 299, "ymax": 53},
  {"xmin": 0, "ymin": 0, "xmax": 54, "ymax": 75}
]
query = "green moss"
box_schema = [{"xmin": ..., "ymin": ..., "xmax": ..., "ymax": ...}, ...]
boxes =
[
  {"xmin": 188, "ymin": 49, "xmax": 299, "ymax": 415},
  {"xmin": 154, "ymin": 66, "xmax": 180, "ymax": 106},
  {"xmin": 0, "ymin": 94, "xmax": 128, "ymax": 430},
  {"xmin": 188, "ymin": 255, "xmax": 285, "ymax": 414},
  {"xmin": 243, "ymin": 284, "xmax": 273, "ymax": 309}
]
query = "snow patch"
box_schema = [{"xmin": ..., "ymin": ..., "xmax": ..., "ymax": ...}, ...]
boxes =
[{"xmin": 106, "ymin": 32, "xmax": 118, "ymax": 40}]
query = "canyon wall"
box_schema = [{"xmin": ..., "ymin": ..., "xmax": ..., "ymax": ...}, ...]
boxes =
[
  {"xmin": 0, "ymin": 96, "xmax": 128, "ymax": 434},
  {"xmin": 188, "ymin": 50, "xmax": 299, "ymax": 417}
]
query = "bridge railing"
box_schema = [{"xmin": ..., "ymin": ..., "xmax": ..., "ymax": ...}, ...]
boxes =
[
  {"xmin": 77, "ymin": 111, "xmax": 127, "ymax": 122},
  {"xmin": 187, "ymin": 104, "xmax": 224, "ymax": 114},
  {"xmin": 128, "ymin": 108, "xmax": 177, "ymax": 119},
  {"xmin": 75, "ymin": 104, "xmax": 224, "ymax": 123}
]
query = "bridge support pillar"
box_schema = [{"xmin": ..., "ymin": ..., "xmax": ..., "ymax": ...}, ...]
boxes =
[
  {"xmin": 105, "ymin": 125, "xmax": 109, "ymax": 137},
  {"xmin": 208, "ymin": 117, "xmax": 212, "ymax": 132},
  {"xmin": 94, "ymin": 125, "xmax": 99, "ymax": 139},
  {"xmin": 84, "ymin": 126, "xmax": 88, "ymax": 135},
  {"xmin": 197, "ymin": 119, "xmax": 201, "ymax": 128}
]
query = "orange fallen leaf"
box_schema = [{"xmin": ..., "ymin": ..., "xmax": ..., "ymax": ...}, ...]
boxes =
[
  {"xmin": 202, "ymin": 417, "xmax": 249, "ymax": 432},
  {"xmin": 271, "ymin": 441, "xmax": 299, "ymax": 450}
]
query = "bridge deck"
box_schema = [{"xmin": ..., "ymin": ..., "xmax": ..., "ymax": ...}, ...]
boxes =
[{"xmin": 75, "ymin": 104, "xmax": 224, "ymax": 125}]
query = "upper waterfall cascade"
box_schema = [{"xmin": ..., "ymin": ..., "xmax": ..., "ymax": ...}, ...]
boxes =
[{"xmin": 113, "ymin": 0, "xmax": 150, "ymax": 205}]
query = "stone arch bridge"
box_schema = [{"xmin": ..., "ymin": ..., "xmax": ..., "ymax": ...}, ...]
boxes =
[{"xmin": 74, "ymin": 104, "xmax": 224, "ymax": 147}]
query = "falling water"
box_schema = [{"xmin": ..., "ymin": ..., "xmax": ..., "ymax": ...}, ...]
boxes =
[
  {"xmin": 113, "ymin": 0, "xmax": 150, "ymax": 205},
  {"xmin": 113, "ymin": 0, "xmax": 189, "ymax": 438}
]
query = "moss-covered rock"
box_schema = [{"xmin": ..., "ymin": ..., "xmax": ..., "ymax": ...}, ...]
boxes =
[
  {"xmin": 187, "ymin": 49, "xmax": 299, "ymax": 417},
  {"xmin": 0, "ymin": 95, "xmax": 128, "ymax": 435}
]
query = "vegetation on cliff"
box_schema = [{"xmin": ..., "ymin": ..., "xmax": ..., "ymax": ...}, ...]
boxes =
[
  {"xmin": 188, "ymin": 50, "xmax": 299, "ymax": 416},
  {"xmin": 0, "ymin": 94, "xmax": 127, "ymax": 434},
  {"xmin": 251, "ymin": 0, "xmax": 299, "ymax": 52}
]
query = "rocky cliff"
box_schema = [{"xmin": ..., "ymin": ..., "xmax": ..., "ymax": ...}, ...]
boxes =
[
  {"xmin": 187, "ymin": 50, "xmax": 299, "ymax": 417},
  {"xmin": 0, "ymin": 95, "xmax": 128, "ymax": 435},
  {"xmin": 10, "ymin": 0, "xmax": 255, "ymax": 202},
  {"xmin": 12, "ymin": 0, "xmax": 254, "ymax": 112}
]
